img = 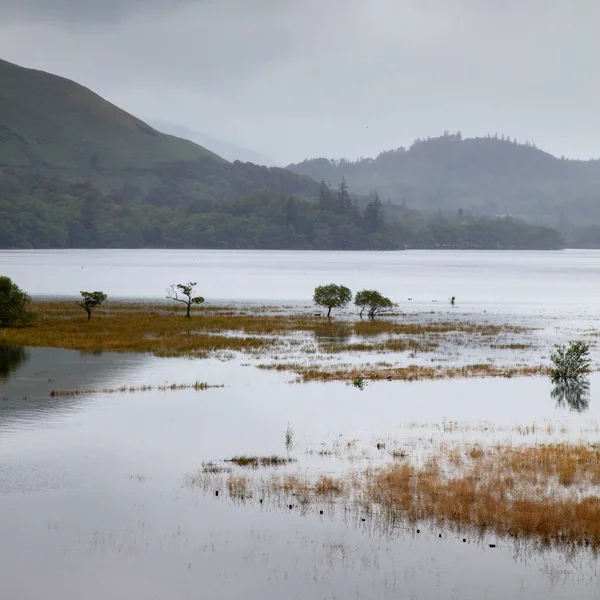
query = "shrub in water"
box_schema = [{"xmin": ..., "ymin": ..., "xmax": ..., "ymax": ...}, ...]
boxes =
[
  {"xmin": 350, "ymin": 375, "xmax": 368, "ymax": 390},
  {"xmin": 549, "ymin": 341, "xmax": 591, "ymax": 382}
]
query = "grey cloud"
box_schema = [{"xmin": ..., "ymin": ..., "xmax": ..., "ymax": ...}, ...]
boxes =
[
  {"xmin": 0, "ymin": 0, "xmax": 194, "ymax": 23},
  {"xmin": 0, "ymin": 0, "xmax": 599, "ymax": 163}
]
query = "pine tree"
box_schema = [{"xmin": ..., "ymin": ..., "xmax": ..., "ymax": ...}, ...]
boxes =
[
  {"xmin": 364, "ymin": 191, "xmax": 384, "ymax": 232},
  {"xmin": 337, "ymin": 177, "xmax": 352, "ymax": 214},
  {"xmin": 317, "ymin": 179, "xmax": 333, "ymax": 211}
]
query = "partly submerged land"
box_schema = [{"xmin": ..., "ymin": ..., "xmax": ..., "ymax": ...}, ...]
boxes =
[
  {"xmin": 186, "ymin": 439, "xmax": 600, "ymax": 551},
  {"xmin": 3, "ymin": 300, "xmax": 600, "ymax": 555},
  {"xmin": 0, "ymin": 300, "xmax": 552, "ymax": 383}
]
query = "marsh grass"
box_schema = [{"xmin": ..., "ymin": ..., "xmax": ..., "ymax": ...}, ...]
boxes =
[
  {"xmin": 259, "ymin": 362, "xmax": 548, "ymax": 382},
  {"xmin": 201, "ymin": 462, "xmax": 232, "ymax": 474},
  {"xmin": 285, "ymin": 424, "xmax": 294, "ymax": 452},
  {"xmin": 0, "ymin": 302, "xmax": 532, "ymax": 362},
  {"xmin": 266, "ymin": 474, "xmax": 347, "ymax": 499},
  {"xmin": 390, "ymin": 449, "xmax": 408, "ymax": 460},
  {"xmin": 321, "ymin": 338, "xmax": 438, "ymax": 354},
  {"xmin": 350, "ymin": 320, "xmax": 528, "ymax": 337},
  {"xmin": 0, "ymin": 302, "xmax": 284, "ymax": 357},
  {"xmin": 226, "ymin": 455, "xmax": 296, "ymax": 468},
  {"xmin": 50, "ymin": 381, "xmax": 222, "ymax": 397},
  {"xmin": 490, "ymin": 343, "xmax": 533, "ymax": 350},
  {"xmin": 227, "ymin": 475, "xmax": 249, "ymax": 498},
  {"xmin": 207, "ymin": 442, "xmax": 600, "ymax": 549},
  {"xmin": 365, "ymin": 443, "xmax": 600, "ymax": 547}
]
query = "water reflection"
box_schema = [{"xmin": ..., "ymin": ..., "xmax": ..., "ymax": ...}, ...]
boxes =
[
  {"xmin": 0, "ymin": 347, "xmax": 151, "ymax": 428},
  {"xmin": 551, "ymin": 378, "xmax": 591, "ymax": 413},
  {"xmin": 314, "ymin": 329, "xmax": 353, "ymax": 345},
  {"xmin": 0, "ymin": 345, "xmax": 29, "ymax": 381},
  {"xmin": 2, "ymin": 355, "xmax": 600, "ymax": 598}
]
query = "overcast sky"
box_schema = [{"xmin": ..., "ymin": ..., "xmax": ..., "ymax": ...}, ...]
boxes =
[{"xmin": 1, "ymin": 0, "xmax": 599, "ymax": 164}]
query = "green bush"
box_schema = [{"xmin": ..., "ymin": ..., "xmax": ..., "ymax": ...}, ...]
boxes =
[
  {"xmin": 0, "ymin": 276, "xmax": 36, "ymax": 327},
  {"xmin": 350, "ymin": 375, "xmax": 368, "ymax": 390},
  {"xmin": 550, "ymin": 341, "xmax": 591, "ymax": 382}
]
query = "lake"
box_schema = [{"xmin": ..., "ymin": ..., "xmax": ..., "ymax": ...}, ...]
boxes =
[
  {"xmin": 1, "ymin": 248, "xmax": 599, "ymax": 314},
  {"xmin": 1, "ymin": 250, "xmax": 600, "ymax": 599}
]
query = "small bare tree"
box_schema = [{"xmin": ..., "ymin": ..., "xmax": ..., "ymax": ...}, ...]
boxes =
[{"xmin": 166, "ymin": 282, "xmax": 204, "ymax": 317}]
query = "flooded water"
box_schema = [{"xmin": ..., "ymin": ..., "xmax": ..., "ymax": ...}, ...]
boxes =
[
  {"xmin": 1, "ymin": 248, "xmax": 600, "ymax": 316},
  {"xmin": 1, "ymin": 345, "xmax": 600, "ymax": 599},
  {"xmin": 1, "ymin": 249, "xmax": 600, "ymax": 599}
]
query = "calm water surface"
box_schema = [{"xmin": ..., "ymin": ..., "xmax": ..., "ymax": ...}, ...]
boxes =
[
  {"xmin": 1, "ymin": 249, "xmax": 599, "ymax": 315},
  {"xmin": 1, "ymin": 250, "xmax": 600, "ymax": 599},
  {"xmin": 1, "ymin": 349, "xmax": 600, "ymax": 599}
]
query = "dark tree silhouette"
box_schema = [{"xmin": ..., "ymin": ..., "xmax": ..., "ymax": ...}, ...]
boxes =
[
  {"xmin": 76, "ymin": 291, "xmax": 107, "ymax": 321},
  {"xmin": 167, "ymin": 282, "xmax": 205, "ymax": 317}
]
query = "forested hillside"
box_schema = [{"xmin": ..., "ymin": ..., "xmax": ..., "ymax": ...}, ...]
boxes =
[
  {"xmin": 0, "ymin": 60, "xmax": 578, "ymax": 250},
  {"xmin": 0, "ymin": 169, "xmax": 563, "ymax": 250},
  {"xmin": 287, "ymin": 132, "xmax": 600, "ymax": 244}
]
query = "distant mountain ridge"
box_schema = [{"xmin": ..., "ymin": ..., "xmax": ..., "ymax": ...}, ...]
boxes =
[
  {"xmin": 0, "ymin": 58, "xmax": 223, "ymax": 173},
  {"xmin": 148, "ymin": 121, "xmax": 278, "ymax": 166},
  {"xmin": 0, "ymin": 60, "xmax": 583, "ymax": 249},
  {"xmin": 287, "ymin": 133, "xmax": 600, "ymax": 230}
]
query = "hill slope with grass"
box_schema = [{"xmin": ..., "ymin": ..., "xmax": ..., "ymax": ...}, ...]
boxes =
[
  {"xmin": 0, "ymin": 61, "xmax": 569, "ymax": 250},
  {"xmin": 0, "ymin": 58, "xmax": 223, "ymax": 173},
  {"xmin": 148, "ymin": 120, "xmax": 278, "ymax": 166}
]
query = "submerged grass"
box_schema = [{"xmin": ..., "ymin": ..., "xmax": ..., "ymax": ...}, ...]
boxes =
[
  {"xmin": 321, "ymin": 338, "xmax": 438, "ymax": 354},
  {"xmin": 227, "ymin": 475, "xmax": 249, "ymax": 498},
  {"xmin": 0, "ymin": 301, "xmax": 532, "ymax": 361},
  {"xmin": 50, "ymin": 381, "xmax": 222, "ymax": 397},
  {"xmin": 259, "ymin": 362, "xmax": 549, "ymax": 382},
  {"xmin": 365, "ymin": 443, "xmax": 600, "ymax": 547},
  {"xmin": 266, "ymin": 474, "xmax": 346, "ymax": 499},
  {"xmin": 0, "ymin": 302, "xmax": 284, "ymax": 357},
  {"xmin": 201, "ymin": 462, "xmax": 232, "ymax": 474},
  {"xmin": 226, "ymin": 455, "xmax": 296, "ymax": 468},
  {"xmin": 200, "ymin": 442, "xmax": 600, "ymax": 549}
]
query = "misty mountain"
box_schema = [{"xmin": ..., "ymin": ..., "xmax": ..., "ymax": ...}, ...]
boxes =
[
  {"xmin": 0, "ymin": 58, "xmax": 223, "ymax": 173},
  {"xmin": 287, "ymin": 133, "xmax": 600, "ymax": 232},
  {"xmin": 148, "ymin": 121, "xmax": 278, "ymax": 166},
  {"xmin": 0, "ymin": 58, "xmax": 574, "ymax": 250}
]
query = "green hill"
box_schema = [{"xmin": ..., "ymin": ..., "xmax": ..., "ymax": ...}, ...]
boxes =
[
  {"xmin": 0, "ymin": 63, "xmax": 570, "ymax": 250},
  {"xmin": 0, "ymin": 58, "xmax": 223, "ymax": 173}
]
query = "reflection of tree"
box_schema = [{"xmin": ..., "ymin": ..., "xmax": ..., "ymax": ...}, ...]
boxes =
[
  {"xmin": 314, "ymin": 328, "xmax": 353, "ymax": 346},
  {"xmin": 0, "ymin": 345, "xmax": 29, "ymax": 380},
  {"xmin": 551, "ymin": 378, "xmax": 591, "ymax": 413}
]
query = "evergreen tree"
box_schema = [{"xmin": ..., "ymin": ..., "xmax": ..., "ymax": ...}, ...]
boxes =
[
  {"xmin": 364, "ymin": 191, "xmax": 384, "ymax": 233},
  {"xmin": 317, "ymin": 179, "xmax": 334, "ymax": 211},
  {"xmin": 337, "ymin": 177, "xmax": 352, "ymax": 214}
]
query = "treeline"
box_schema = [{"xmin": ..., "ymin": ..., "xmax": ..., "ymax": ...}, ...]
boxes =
[
  {"xmin": 287, "ymin": 132, "xmax": 600, "ymax": 240},
  {"xmin": 0, "ymin": 169, "xmax": 564, "ymax": 250}
]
